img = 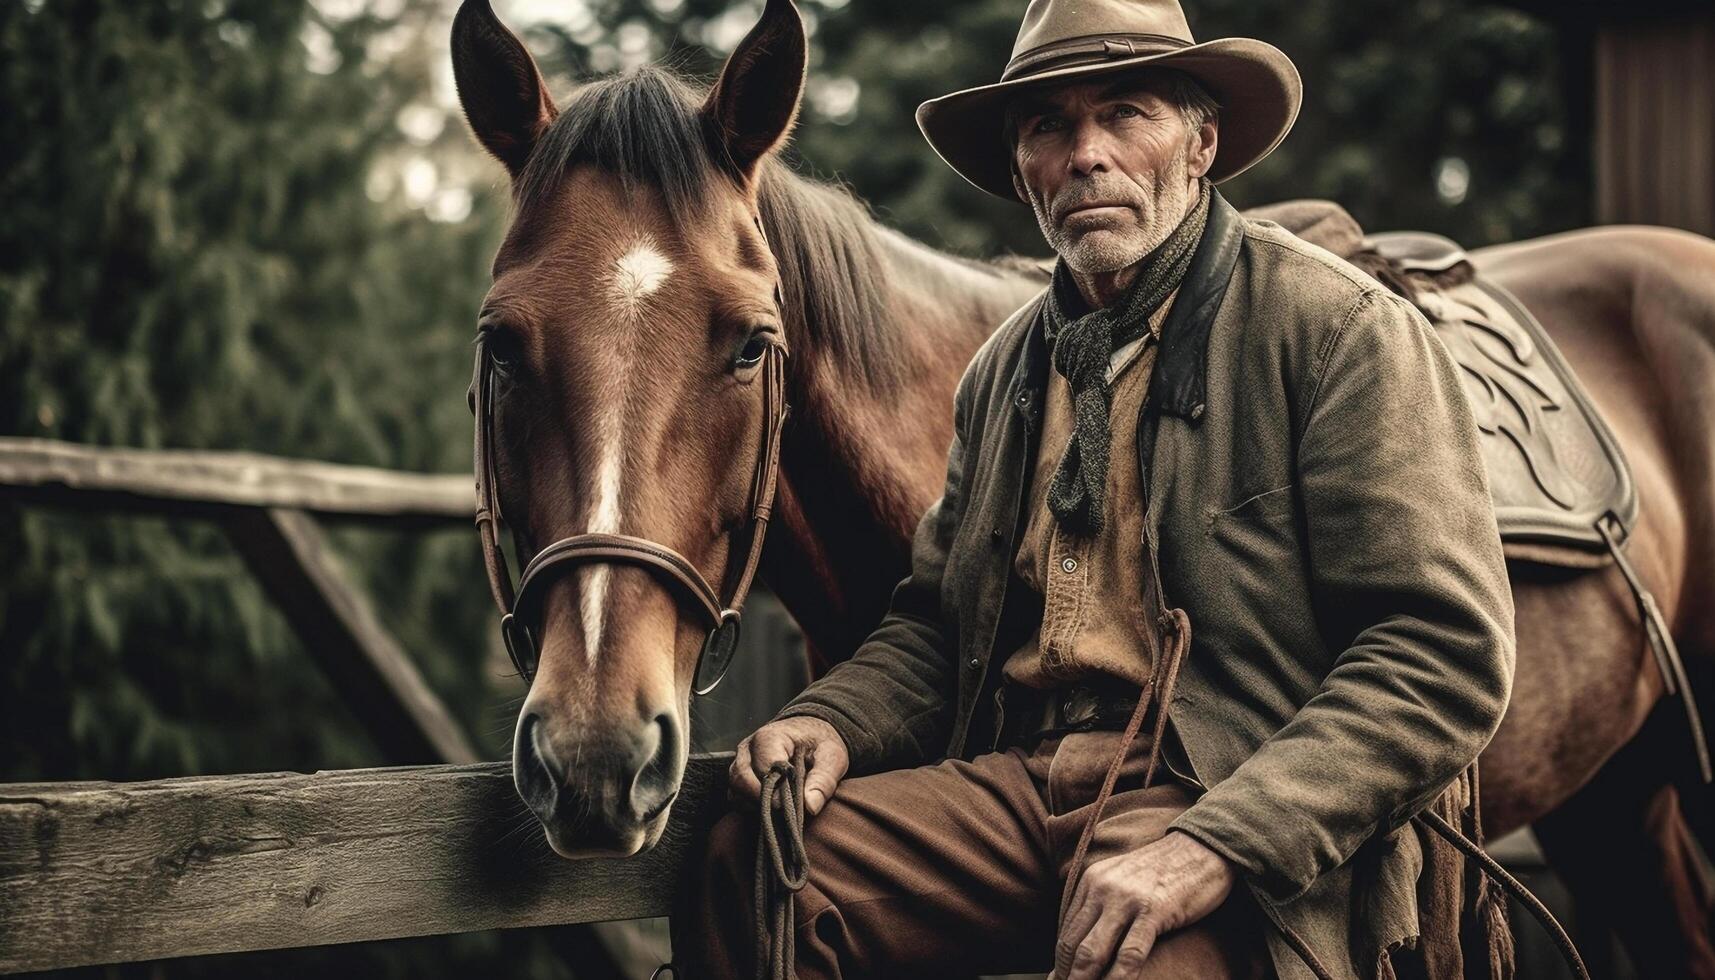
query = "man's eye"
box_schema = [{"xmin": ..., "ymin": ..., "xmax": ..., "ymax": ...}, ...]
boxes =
[
  {"xmin": 1032, "ymin": 117, "xmax": 1063, "ymax": 134},
  {"xmin": 1113, "ymin": 104, "xmax": 1142, "ymax": 118}
]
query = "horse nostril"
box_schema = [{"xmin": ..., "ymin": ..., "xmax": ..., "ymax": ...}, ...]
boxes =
[
  {"xmin": 513, "ymin": 712, "xmax": 559, "ymax": 818},
  {"xmin": 630, "ymin": 712, "xmax": 682, "ymax": 822}
]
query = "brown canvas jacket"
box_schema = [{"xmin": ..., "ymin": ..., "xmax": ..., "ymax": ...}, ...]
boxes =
[{"xmin": 776, "ymin": 190, "xmax": 1517, "ymax": 980}]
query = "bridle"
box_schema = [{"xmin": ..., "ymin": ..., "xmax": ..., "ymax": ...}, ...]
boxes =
[{"xmin": 469, "ymin": 218, "xmax": 791, "ymax": 695}]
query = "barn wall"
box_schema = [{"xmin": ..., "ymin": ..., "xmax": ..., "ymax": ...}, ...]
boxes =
[{"xmin": 1595, "ymin": 15, "xmax": 1715, "ymax": 235}]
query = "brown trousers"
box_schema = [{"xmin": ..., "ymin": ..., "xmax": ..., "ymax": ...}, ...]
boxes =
[{"xmin": 675, "ymin": 728, "xmax": 1274, "ymax": 979}]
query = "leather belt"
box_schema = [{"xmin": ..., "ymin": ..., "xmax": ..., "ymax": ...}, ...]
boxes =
[{"xmin": 996, "ymin": 678, "xmax": 1147, "ymax": 747}]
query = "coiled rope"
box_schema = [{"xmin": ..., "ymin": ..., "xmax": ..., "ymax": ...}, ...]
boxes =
[{"xmin": 754, "ymin": 758, "xmax": 809, "ymax": 980}]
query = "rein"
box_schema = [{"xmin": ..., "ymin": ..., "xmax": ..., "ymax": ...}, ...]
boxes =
[
  {"xmin": 469, "ymin": 219, "xmax": 791, "ymax": 695},
  {"xmin": 755, "ymin": 759, "xmax": 810, "ymax": 980}
]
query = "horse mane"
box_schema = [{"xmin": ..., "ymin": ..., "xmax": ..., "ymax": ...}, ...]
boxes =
[{"xmin": 517, "ymin": 65, "xmax": 961, "ymax": 392}]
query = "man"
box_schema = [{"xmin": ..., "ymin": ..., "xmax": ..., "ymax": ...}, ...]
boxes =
[{"xmin": 682, "ymin": 0, "xmax": 1516, "ymax": 977}]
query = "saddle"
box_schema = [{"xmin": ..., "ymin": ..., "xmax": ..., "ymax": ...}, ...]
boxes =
[
  {"xmin": 1252, "ymin": 202, "xmax": 1710, "ymax": 784},
  {"xmin": 1246, "ymin": 201, "xmax": 1636, "ymax": 568}
]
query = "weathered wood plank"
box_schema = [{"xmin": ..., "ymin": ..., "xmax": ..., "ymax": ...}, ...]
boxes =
[
  {"xmin": 0, "ymin": 755, "xmax": 730, "ymax": 973},
  {"xmin": 0, "ymin": 437, "xmax": 471, "ymax": 524},
  {"xmin": 223, "ymin": 508, "xmax": 480, "ymax": 766}
]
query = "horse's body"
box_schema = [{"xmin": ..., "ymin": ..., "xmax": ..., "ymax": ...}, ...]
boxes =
[
  {"xmin": 452, "ymin": 0, "xmax": 1713, "ymax": 972},
  {"xmin": 1470, "ymin": 230, "xmax": 1715, "ymax": 975},
  {"xmin": 1471, "ymin": 227, "xmax": 1715, "ymax": 830}
]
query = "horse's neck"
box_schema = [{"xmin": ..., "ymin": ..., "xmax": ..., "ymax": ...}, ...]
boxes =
[{"xmin": 767, "ymin": 222, "xmax": 1045, "ymax": 664}]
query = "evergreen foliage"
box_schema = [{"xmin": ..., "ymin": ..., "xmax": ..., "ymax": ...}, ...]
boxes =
[{"xmin": 1, "ymin": 0, "xmax": 508, "ymax": 786}]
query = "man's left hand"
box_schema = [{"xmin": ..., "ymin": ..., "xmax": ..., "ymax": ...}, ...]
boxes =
[{"xmin": 1053, "ymin": 829, "xmax": 1238, "ymax": 979}]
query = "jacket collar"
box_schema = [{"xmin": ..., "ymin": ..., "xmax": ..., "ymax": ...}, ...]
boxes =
[{"xmin": 1012, "ymin": 188, "xmax": 1244, "ymax": 426}]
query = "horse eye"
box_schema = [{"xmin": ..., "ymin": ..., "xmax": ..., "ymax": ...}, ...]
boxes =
[
  {"xmin": 735, "ymin": 333, "xmax": 769, "ymax": 368},
  {"xmin": 485, "ymin": 328, "xmax": 523, "ymax": 370}
]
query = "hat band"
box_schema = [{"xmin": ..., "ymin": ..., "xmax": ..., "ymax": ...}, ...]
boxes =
[{"xmin": 1001, "ymin": 32, "xmax": 1192, "ymax": 83}]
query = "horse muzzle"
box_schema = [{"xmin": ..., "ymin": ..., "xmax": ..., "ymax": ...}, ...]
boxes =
[{"xmin": 513, "ymin": 707, "xmax": 684, "ymax": 857}]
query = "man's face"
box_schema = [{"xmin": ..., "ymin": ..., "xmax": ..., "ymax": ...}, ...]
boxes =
[{"xmin": 1010, "ymin": 72, "xmax": 1215, "ymax": 274}]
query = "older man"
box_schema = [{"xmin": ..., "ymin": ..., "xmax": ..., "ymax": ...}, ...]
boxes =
[{"xmin": 682, "ymin": 1, "xmax": 1516, "ymax": 978}]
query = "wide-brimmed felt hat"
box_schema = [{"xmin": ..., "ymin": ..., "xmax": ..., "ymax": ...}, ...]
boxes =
[{"xmin": 917, "ymin": 0, "xmax": 1302, "ymax": 200}]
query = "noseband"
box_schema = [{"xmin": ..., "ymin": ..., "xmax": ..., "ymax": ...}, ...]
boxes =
[{"xmin": 470, "ymin": 225, "xmax": 791, "ymax": 695}]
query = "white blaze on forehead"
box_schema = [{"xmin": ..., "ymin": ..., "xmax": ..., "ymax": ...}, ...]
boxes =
[
  {"xmin": 576, "ymin": 237, "xmax": 670, "ymax": 664},
  {"xmin": 608, "ymin": 240, "xmax": 674, "ymax": 311}
]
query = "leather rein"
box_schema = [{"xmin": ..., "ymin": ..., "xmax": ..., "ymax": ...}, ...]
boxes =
[{"xmin": 469, "ymin": 219, "xmax": 791, "ymax": 695}]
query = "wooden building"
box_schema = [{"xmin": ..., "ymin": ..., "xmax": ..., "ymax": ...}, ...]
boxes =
[{"xmin": 1503, "ymin": 0, "xmax": 1715, "ymax": 235}]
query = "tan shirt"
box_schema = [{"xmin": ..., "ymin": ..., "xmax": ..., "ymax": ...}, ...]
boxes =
[{"xmin": 1002, "ymin": 289, "xmax": 1177, "ymax": 690}]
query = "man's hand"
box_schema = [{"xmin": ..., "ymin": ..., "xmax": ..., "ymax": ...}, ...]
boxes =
[
  {"xmin": 729, "ymin": 715, "xmax": 850, "ymax": 816},
  {"xmin": 1052, "ymin": 830, "xmax": 1238, "ymax": 980}
]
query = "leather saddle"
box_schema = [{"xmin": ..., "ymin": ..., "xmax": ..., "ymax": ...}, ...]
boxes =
[
  {"xmin": 1250, "ymin": 202, "xmax": 1710, "ymax": 782},
  {"xmin": 1245, "ymin": 201, "xmax": 1637, "ymax": 568}
]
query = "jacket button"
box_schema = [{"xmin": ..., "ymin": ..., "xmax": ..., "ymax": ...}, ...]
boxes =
[
  {"xmin": 1061, "ymin": 556, "xmax": 1078, "ymax": 573},
  {"xmin": 990, "ymin": 527, "xmax": 1003, "ymax": 544},
  {"xmin": 967, "ymin": 657, "xmax": 981, "ymax": 670}
]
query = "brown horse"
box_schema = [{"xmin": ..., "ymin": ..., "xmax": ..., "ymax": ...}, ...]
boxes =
[{"xmin": 450, "ymin": 0, "xmax": 1715, "ymax": 972}]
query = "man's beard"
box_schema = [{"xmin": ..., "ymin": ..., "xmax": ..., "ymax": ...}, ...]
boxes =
[{"xmin": 1028, "ymin": 144, "xmax": 1195, "ymax": 275}]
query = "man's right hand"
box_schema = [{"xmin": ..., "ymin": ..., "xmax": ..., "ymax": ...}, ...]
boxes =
[{"xmin": 729, "ymin": 715, "xmax": 850, "ymax": 816}]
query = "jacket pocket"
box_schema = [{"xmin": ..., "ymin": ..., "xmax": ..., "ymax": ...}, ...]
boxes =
[
  {"xmin": 1205, "ymin": 483, "xmax": 1302, "ymax": 572},
  {"xmin": 1209, "ymin": 484, "xmax": 1295, "ymax": 524}
]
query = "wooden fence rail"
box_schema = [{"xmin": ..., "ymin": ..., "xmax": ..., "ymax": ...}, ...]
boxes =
[
  {"xmin": 0, "ymin": 755, "xmax": 728, "ymax": 973},
  {"xmin": 0, "ymin": 435, "xmax": 482, "ymax": 765},
  {"xmin": 0, "ymin": 437, "xmax": 471, "ymax": 524}
]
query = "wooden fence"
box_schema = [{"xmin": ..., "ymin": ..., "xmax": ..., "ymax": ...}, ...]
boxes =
[
  {"xmin": 0, "ymin": 436, "xmax": 770, "ymax": 975},
  {"xmin": 0, "ymin": 756, "xmax": 727, "ymax": 973}
]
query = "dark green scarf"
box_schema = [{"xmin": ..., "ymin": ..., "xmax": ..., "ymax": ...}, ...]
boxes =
[{"xmin": 1043, "ymin": 177, "xmax": 1211, "ymax": 535}]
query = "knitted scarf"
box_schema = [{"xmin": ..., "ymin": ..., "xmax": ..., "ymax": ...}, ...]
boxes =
[{"xmin": 1042, "ymin": 177, "xmax": 1211, "ymax": 535}]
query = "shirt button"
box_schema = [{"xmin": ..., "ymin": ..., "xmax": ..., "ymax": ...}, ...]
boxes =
[
  {"xmin": 1061, "ymin": 556, "xmax": 1078, "ymax": 573},
  {"xmin": 967, "ymin": 657, "xmax": 982, "ymax": 670}
]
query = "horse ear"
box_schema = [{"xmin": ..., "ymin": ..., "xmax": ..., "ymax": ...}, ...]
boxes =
[
  {"xmin": 701, "ymin": 0, "xmax": 807, "ymax": 185},
  {"xmin": 452, "ymin": 0, "xmax": 558, "ymax": 177}
]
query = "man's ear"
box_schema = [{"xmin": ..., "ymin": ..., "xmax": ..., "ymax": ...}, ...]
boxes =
[
  {"xmin": 1010, "ymin": 158, "xmax": 1030, "ymax": 204},
  {"xmin": 1188, "ymin": 117, "xmax": 1219, "ymax": 180},
  {"xmin": 452, "ymin": 0, "xmax": 558, "ymax": 177},
  {"xmin": 701, "ymin": 0, "xmax": 807, "ymax": 186}
]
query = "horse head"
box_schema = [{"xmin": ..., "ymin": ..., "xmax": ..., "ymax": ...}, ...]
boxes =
[{"xmin": 452, "ymin": 0, "xmax": 807, "ymax": 857}]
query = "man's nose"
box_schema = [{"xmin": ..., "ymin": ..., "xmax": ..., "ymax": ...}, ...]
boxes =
[{"xmin": 1067, "ymin": 118, "xmax": 1112, "ymax": 177}]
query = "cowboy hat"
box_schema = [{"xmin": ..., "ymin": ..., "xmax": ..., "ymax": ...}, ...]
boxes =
[{"xmin": 916, "ymin": 0, "xmax": 1302, "ymax": 200}]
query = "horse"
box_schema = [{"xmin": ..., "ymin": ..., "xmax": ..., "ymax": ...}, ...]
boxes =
[{"xmin": 449, "ymin": 0, "xmax": 1715, "ymax": 973}]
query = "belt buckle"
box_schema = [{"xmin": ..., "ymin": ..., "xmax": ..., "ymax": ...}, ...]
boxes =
[{"xmin": 1059, "ymin": 685, "xmax": 1100, "ymax": 731}]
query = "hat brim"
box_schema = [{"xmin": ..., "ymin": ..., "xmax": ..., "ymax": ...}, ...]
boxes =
[{"xmin": 916, "ymin": 37, "xmax": 1302, "ymax": 201}]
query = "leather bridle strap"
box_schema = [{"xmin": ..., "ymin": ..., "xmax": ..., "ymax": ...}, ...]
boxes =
[
  {"xmin": 514, "ymin": 532, "xmax": 728, "ymax": 628},
  {"xmin": 469, "ymin": 241, "xmax": 790, "ymax": 693},
  {"xmin": 472, "ymin": 332, "xmax": 516, "ymax": 615}
]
